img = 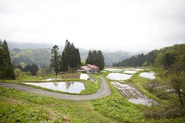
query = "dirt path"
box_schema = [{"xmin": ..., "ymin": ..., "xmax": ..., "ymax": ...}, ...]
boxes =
[{"xmin": 0, "ymin": 77, "xmax": 111, "ymax": 101}]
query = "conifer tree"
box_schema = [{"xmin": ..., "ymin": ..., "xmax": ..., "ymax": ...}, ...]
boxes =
[
  {"xmin": 50, "ymin": 45, "xmax": 60, "ymax": 75},
  {"xmin": 60, "ymin": 40, "xmax": 81, "ymax": 72},
  {"xmin": 86, "ymin": 50, "xmax": 105, "ymax": 70},
  {"xmin": 0, "ymin": 40, "xmax": 15, "ymax": 79}
]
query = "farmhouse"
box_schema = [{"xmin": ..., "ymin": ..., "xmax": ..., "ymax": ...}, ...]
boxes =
[{"xmin": 77, "ymin": 64, "xmax": 99, "ymax": 74}]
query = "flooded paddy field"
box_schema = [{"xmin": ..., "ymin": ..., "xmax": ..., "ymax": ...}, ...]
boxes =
[
  {"xmin": 111, "ymin": 82, "xmax": 157, "ymax": 106},
  {"xmin": 25, "ymin": 81, "xmax": 85, "ymax": 94},
  {"xmin": 44, "ymin": 73, "xmax": 96, "ymax": 82},
  {"xmin": 139, "ymin": 72, "xmax": 155, "ymax": 79},
  {"xmin": 107, "ymin": 73, "xmax": 132, "ymax": 80}
]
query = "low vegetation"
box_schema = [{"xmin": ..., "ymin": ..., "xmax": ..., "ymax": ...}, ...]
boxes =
[
  {"xmin": 0, "ymin": 87, "xmax": 115, "ymax": 123},
  {"xmin": 92, "ymin": 77, "xmax": 184, "ymax": 123},
  {"xmin": 80, "ymin": 76, "xmax": 100, "ymax": 94}
]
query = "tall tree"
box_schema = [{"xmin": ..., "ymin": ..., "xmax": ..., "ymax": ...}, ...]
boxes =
[
  {"xmin": 0, "ymin": 40, "xmax": 15, "ymax": 79},
  {"xmin": 168, "ymin": 45, "xmax": 185, "ymax": 107},
  {"xmin": 98, "ymin": 50, "xmax": 105, "ymax": 70},
  {"xmin": 50, "ymin": 45, "xmax": 60, "ymax": 75},
  {"xmin": 0, "ymin": 40, "xmax": 3, "ymax": 78},
  {"xmin": 60, "ymin": 40, "xmax": 81, "ymax": 72},
  {"xmin": 86, "ymin": 51, "xmax": 92, "ymax": 64}
]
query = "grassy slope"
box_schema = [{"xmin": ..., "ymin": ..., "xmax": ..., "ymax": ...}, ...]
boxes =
[
  {"xmin": 92, "ymin": 78, "xmax": 147, "ymax": 123},
  {"xmin": 0, "ymin": 87, "xmax": 117, "ymax": 123}
]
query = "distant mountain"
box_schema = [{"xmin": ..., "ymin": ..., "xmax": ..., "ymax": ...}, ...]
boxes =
[
  {"xmin": 10, "ymin": 48, "xmax": 51, "ymax": 68},
  {"xmin": 8, "ymin": 42, "xmax": 135, "ymax": 67},
  {"xmin": 8, "ymin": 42, "xmax": 55, "ymax": 50},
  {"xmin": 103, "ymin": 51, "xmax": 134, "ymax": 66}
]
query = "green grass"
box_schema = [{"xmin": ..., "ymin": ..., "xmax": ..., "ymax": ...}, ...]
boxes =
[
  {"xmin": 0, "ymin": 86, "xmax": 117, "ymax": 123},
  {"xmin": 92, "ymin": 78, "xmax": 184, "ymax": 123},
  {"xmin": 80, "ymin": 76, "xmax": 100, "ymax": 94},
  {"xmin": 92, "ymin": 78, "xmax": 147, "ymax": 123}
]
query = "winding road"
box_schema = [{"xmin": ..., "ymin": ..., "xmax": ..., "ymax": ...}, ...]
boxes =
[{"xmin": 0, "ymin": 77, "xmax": 111, "ymax": 101}]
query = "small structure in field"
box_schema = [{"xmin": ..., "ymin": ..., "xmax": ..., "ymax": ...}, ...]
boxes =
[{"xmin": 77, "ymin": 64, "xmax": 99, "ymax": 74}]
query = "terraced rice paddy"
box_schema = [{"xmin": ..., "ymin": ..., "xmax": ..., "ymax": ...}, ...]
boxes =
[
  {"xmin": 111, "ymin": 82, "xmax": 157, "ymax": 106},
  {"xmin": 123, "ymin": 70, "xmax": 137, "ymax": 74},
  {"xmin": 139, "ymin": 72, "xmax": 155, "ymax": 79},
  {"xmin": 104, "ymin": 68, "xmax": 123, "ymax": 72},
  {"xmin": 44, "ymin": 73, "xmax": 96, "ymax": 82},
  {"xmin": 107, "ymin": 73, "xmax": 132, "ymax": 80},
  {"xmin": 25, "ymin": 81, "xmax": 85, "ymax": 94}
]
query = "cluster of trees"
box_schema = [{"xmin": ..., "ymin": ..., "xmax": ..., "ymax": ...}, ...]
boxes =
[
  {"xmin": 61, "ymin": 40, "xmax": 81, "ymax": 72},
  {"xmin": 86, "ymin": 50, "xmax": 105, "ymax": 70},
  {"xmin": 50, "ymin": 40, "xmax": 81, "ymax": 75},
  {"xmin": 0, "ymin": 40, "xmax": 15, "ymax": 79},
  {"xmin": 16, "ymin": 64, "xmax": 39, "ymax": 76},
  {"xmin": 165, "ymin": 45, "xmax": 185, "ymax": 107}
]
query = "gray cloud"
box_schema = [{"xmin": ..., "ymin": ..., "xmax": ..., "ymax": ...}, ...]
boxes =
[{"xmin": 0, "ymin": 0, "xmax": 185, "ymax": 52}]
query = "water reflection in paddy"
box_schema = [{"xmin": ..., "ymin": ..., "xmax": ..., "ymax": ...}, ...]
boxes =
[
  {"xmin": 44, "ymin": 73, "xmax": 90, "ymax": 81},
  {"xmin": 107, "ymin": 73, "xmax": 132, "ymax": 80},
  {"xmin": 104, "ymin": 68, "xmax": 123, "ymax": 72},
  {"xmin": 80, "ymin": 73, "xmax": 89, "ymax": 80},
  {"xmin": 25, "ymin": 81, "xmax": 85, "ymax": 94},
  {"xmin": 124, "ymin": 70, "xmax": 137, "ymax": 74},
  {"xmin": 139, "ymin": 72, "xmax": 155, "ymax": 79},
  {"xmin": 61, "ymin": 73, "xmax": 89, "ymax": 80}
]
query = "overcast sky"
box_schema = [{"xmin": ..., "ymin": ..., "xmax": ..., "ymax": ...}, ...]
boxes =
[{"xmin": 0, "ymin": 0, "xmax": 185, "ymax": 52}]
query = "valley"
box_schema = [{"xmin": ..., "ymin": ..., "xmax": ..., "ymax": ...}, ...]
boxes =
[
  {"xmin": 0, "ymin": 66, "xmax": 184, "ymax": 122},
  {"xmin": 1, "ymin": 1, "xmax": 185, "ymax": 122}
]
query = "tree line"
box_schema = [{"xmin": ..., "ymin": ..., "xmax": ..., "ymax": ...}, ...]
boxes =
[
  {"xmin": 113, "ymin": 44, "xmax": 185, "ymax": 69},
  {"xmin": 0, "ymin": 40, "xmax": 15, "ymax": 79},
  {"xmin": 113, "ymin": 50, "xmax": 157, "ymax": 67}
]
